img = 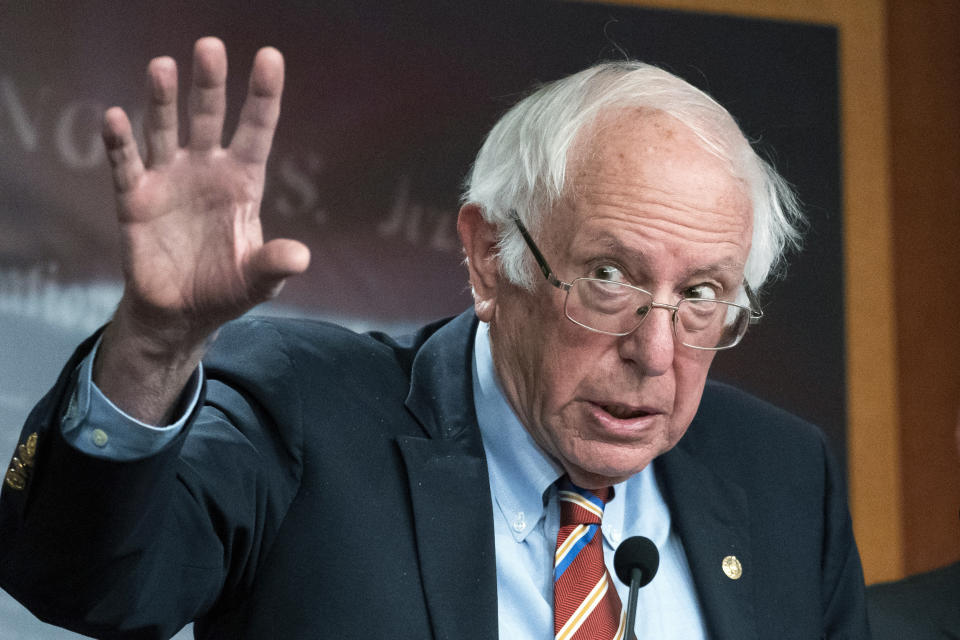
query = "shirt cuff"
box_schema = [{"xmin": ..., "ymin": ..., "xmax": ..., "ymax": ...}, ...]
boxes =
[{"xmin": 61, "ymin": 337, "xmax": 203, "ymax": 461}]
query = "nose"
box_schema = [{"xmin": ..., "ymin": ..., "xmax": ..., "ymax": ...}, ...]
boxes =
[{"xmin": 617, "ymin": 304, "xmax": 675, "ymax": 375}]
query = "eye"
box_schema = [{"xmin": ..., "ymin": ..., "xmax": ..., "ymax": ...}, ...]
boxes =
[
  {"xmin": 590, "ymin": 265, "xmax": 627, "ymax": 282},
  {"xmin": 682, "ymin": 283, "xmax": 719, "ymax": 300}
]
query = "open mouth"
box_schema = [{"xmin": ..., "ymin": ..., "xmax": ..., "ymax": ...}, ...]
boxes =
[{"xmin": 600, "ymin": 404, "xmax": 654, "ymax": 420}]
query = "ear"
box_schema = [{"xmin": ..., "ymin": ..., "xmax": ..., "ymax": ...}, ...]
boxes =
[{"xmin": 458, "ymin": 203, "xmax": 501, "ymax": 322}]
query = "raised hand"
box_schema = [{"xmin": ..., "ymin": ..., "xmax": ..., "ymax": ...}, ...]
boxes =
[{"xmin": 94, "ymin": 38, "xmax": 310, "ymax": 424}]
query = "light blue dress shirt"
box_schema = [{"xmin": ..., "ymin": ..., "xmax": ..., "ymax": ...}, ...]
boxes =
[{"xmin": 63, "ymin": 324, "xmax": 708, "ymax": 638}]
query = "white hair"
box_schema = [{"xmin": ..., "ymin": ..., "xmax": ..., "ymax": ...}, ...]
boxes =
[{"xmin": 462, "ymin": 61, "xmax": 804, "ymax": 294}]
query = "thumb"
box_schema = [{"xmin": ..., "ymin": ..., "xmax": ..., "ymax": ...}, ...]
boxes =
[{"xmin": 246, "ymin": 238, "xmax": 311, "ymax": 300}]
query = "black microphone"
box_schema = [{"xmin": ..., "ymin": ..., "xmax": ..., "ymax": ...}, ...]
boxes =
[{"xmin": 614, "ymin": 536, "xmax": 659, "ymax": 639}]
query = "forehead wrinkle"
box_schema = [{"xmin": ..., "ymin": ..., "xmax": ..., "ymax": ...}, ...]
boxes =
[
  {"xmin": 622, "ymin": 210, "xmax": 749, "ymax": 247},
  {"xmin": 573, "ymin": 172, "xmax": 751, "ymax": 230},
  {"xmin": 568, "ymin": 199, "xmax": 750, "ymax": 257}
]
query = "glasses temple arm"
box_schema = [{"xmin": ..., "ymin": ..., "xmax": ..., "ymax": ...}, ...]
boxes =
[
  {"xmin": 509, "ymin": 210, "xmax": 567, "ymax": 290},
  {"xmin": 744, "ymin": 283, "xmax": 764, "ymax": 322}
]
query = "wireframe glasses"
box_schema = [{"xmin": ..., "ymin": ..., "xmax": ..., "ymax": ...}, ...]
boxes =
[{"xmin": 509, "ymin": 210, "xmax": 762, "ymax": 350}]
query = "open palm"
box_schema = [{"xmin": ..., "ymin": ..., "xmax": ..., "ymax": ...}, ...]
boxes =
[
  {"xmin": 93, "ymin": 38, "xmax": 310, "ymax": 423},
  {"xmin": 104, "ymin": 37, "xmax": 309, "ymax": 336}
]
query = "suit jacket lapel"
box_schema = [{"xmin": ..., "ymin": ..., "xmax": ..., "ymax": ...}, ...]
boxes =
[
  {"xmin": 656, "ymin": 442, "xmax": 759, "ymax": 640},
  {"xmin": 398, "ymin": 312, "xmax": 498, "ymax": 640}
]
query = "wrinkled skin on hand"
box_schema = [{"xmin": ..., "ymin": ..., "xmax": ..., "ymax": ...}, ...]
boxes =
[{"xmin": 94, "ymin": 37, "xmax": 310, "ymax": 424}]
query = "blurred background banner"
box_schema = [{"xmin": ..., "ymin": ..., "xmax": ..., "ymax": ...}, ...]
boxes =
[{"xmin": 1, "ymin": 2, "xmax": 842, "ymax": 637}]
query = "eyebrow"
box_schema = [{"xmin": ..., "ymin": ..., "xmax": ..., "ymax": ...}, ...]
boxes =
[
  {"xmin": 682, "ymin": 261, "xmax": 745, "ymax": 281},
  {"xmin": 585, "ymin": 234, "xmax": 745, "ymax": 284}
]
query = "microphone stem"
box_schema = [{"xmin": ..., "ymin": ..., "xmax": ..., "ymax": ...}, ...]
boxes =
[{"xmin": 624, "ymin": 566, "xmax": 641, "ymax": 640}]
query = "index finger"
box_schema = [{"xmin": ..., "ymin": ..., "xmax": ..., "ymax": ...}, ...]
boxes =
[{"xmin": 229, "ymin": 46, "xmax": 284, "ymax": 165}]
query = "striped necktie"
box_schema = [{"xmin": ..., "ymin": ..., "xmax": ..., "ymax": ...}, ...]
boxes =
[{"xmin": 554, "ymin": 479, "xmax": 627, "ymax": 640}]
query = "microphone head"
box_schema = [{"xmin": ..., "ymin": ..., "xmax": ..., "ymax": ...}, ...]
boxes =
[{"xmin": 613, "ymin": 536, "xmax": 660, "ymax": 587}]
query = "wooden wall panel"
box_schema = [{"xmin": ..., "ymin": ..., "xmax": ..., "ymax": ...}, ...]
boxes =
[{"xmin": 887, "ymin": 0, "xmax": 960, "ymax": 575}]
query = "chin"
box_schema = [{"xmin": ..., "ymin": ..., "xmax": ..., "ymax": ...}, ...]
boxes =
[
  {"xmin": 562, "ymin": 440, "xmax": 669, "ymax": 488},
  {"xmin": 564, "ymin": 459, "xmax": 651, "ymax": 489}
]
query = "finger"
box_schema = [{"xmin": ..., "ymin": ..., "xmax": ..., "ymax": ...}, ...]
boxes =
[
  {"xmin": 230, "ymin": 46, "xmax": 284, "ymax": 165},
  {"xmin": 187, "ymin": 37, "xmax": 228, "ymax": 152},
  {"xmin": 144, "ymin": 56, "xmax": 179, "ymax": 166},
  {"xmin": 246, "ymin": 238, "xmax": 311, "ymax": 300},
  {"xmin": 103, "ymin": 106, "xmax": 145, "ymax": 196}
]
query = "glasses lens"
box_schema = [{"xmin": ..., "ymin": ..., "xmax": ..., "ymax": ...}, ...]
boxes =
[
  {"xmin": 565, "ymin": 278, "xmax": 651, "ymax": 335},
  {"xmin": 676, "ymin": 299, "xmax": 750, "ymax": 349}
]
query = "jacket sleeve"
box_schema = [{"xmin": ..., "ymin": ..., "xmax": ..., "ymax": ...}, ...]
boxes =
[{"xmin": 0, "ymin": 321, "xmax": 305, "ymax": 639}]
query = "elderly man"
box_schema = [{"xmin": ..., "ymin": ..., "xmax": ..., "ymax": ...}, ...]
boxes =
[{"xmin": 0, "ymin": 38, "xmax": 869, "ymax": 639}]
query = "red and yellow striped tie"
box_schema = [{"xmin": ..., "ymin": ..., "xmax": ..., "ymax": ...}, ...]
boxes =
[{"xmin": 553, "ymin": 479, "xmax": 627, "ymax": 640}]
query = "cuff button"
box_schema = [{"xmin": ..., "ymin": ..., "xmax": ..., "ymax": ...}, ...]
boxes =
[{"xmin": 91, "ymin": 429, "xmax": 109, "ymax": 448}]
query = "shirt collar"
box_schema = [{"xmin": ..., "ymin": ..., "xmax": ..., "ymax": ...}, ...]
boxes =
[{"xmin": 473, "ymin": 321, "xmax": 563, "ymax": 541}]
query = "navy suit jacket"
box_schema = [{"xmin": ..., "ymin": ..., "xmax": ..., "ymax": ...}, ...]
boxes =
[
  {"xmin": 0, "ymin": 311, "xmax": 869, "ymax": 639},
  {"xmin": 867, "ymin": 561, "xmax": 960, "ymax": 639}
]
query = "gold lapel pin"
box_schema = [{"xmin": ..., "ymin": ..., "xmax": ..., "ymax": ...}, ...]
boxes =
[
  {"xmin": 4, "ymin": 432, "xmax": 38, "ymax": 491},
  {"xmin": 722, "ymin": 555, "xmax": 743, "ymax": 580}
]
